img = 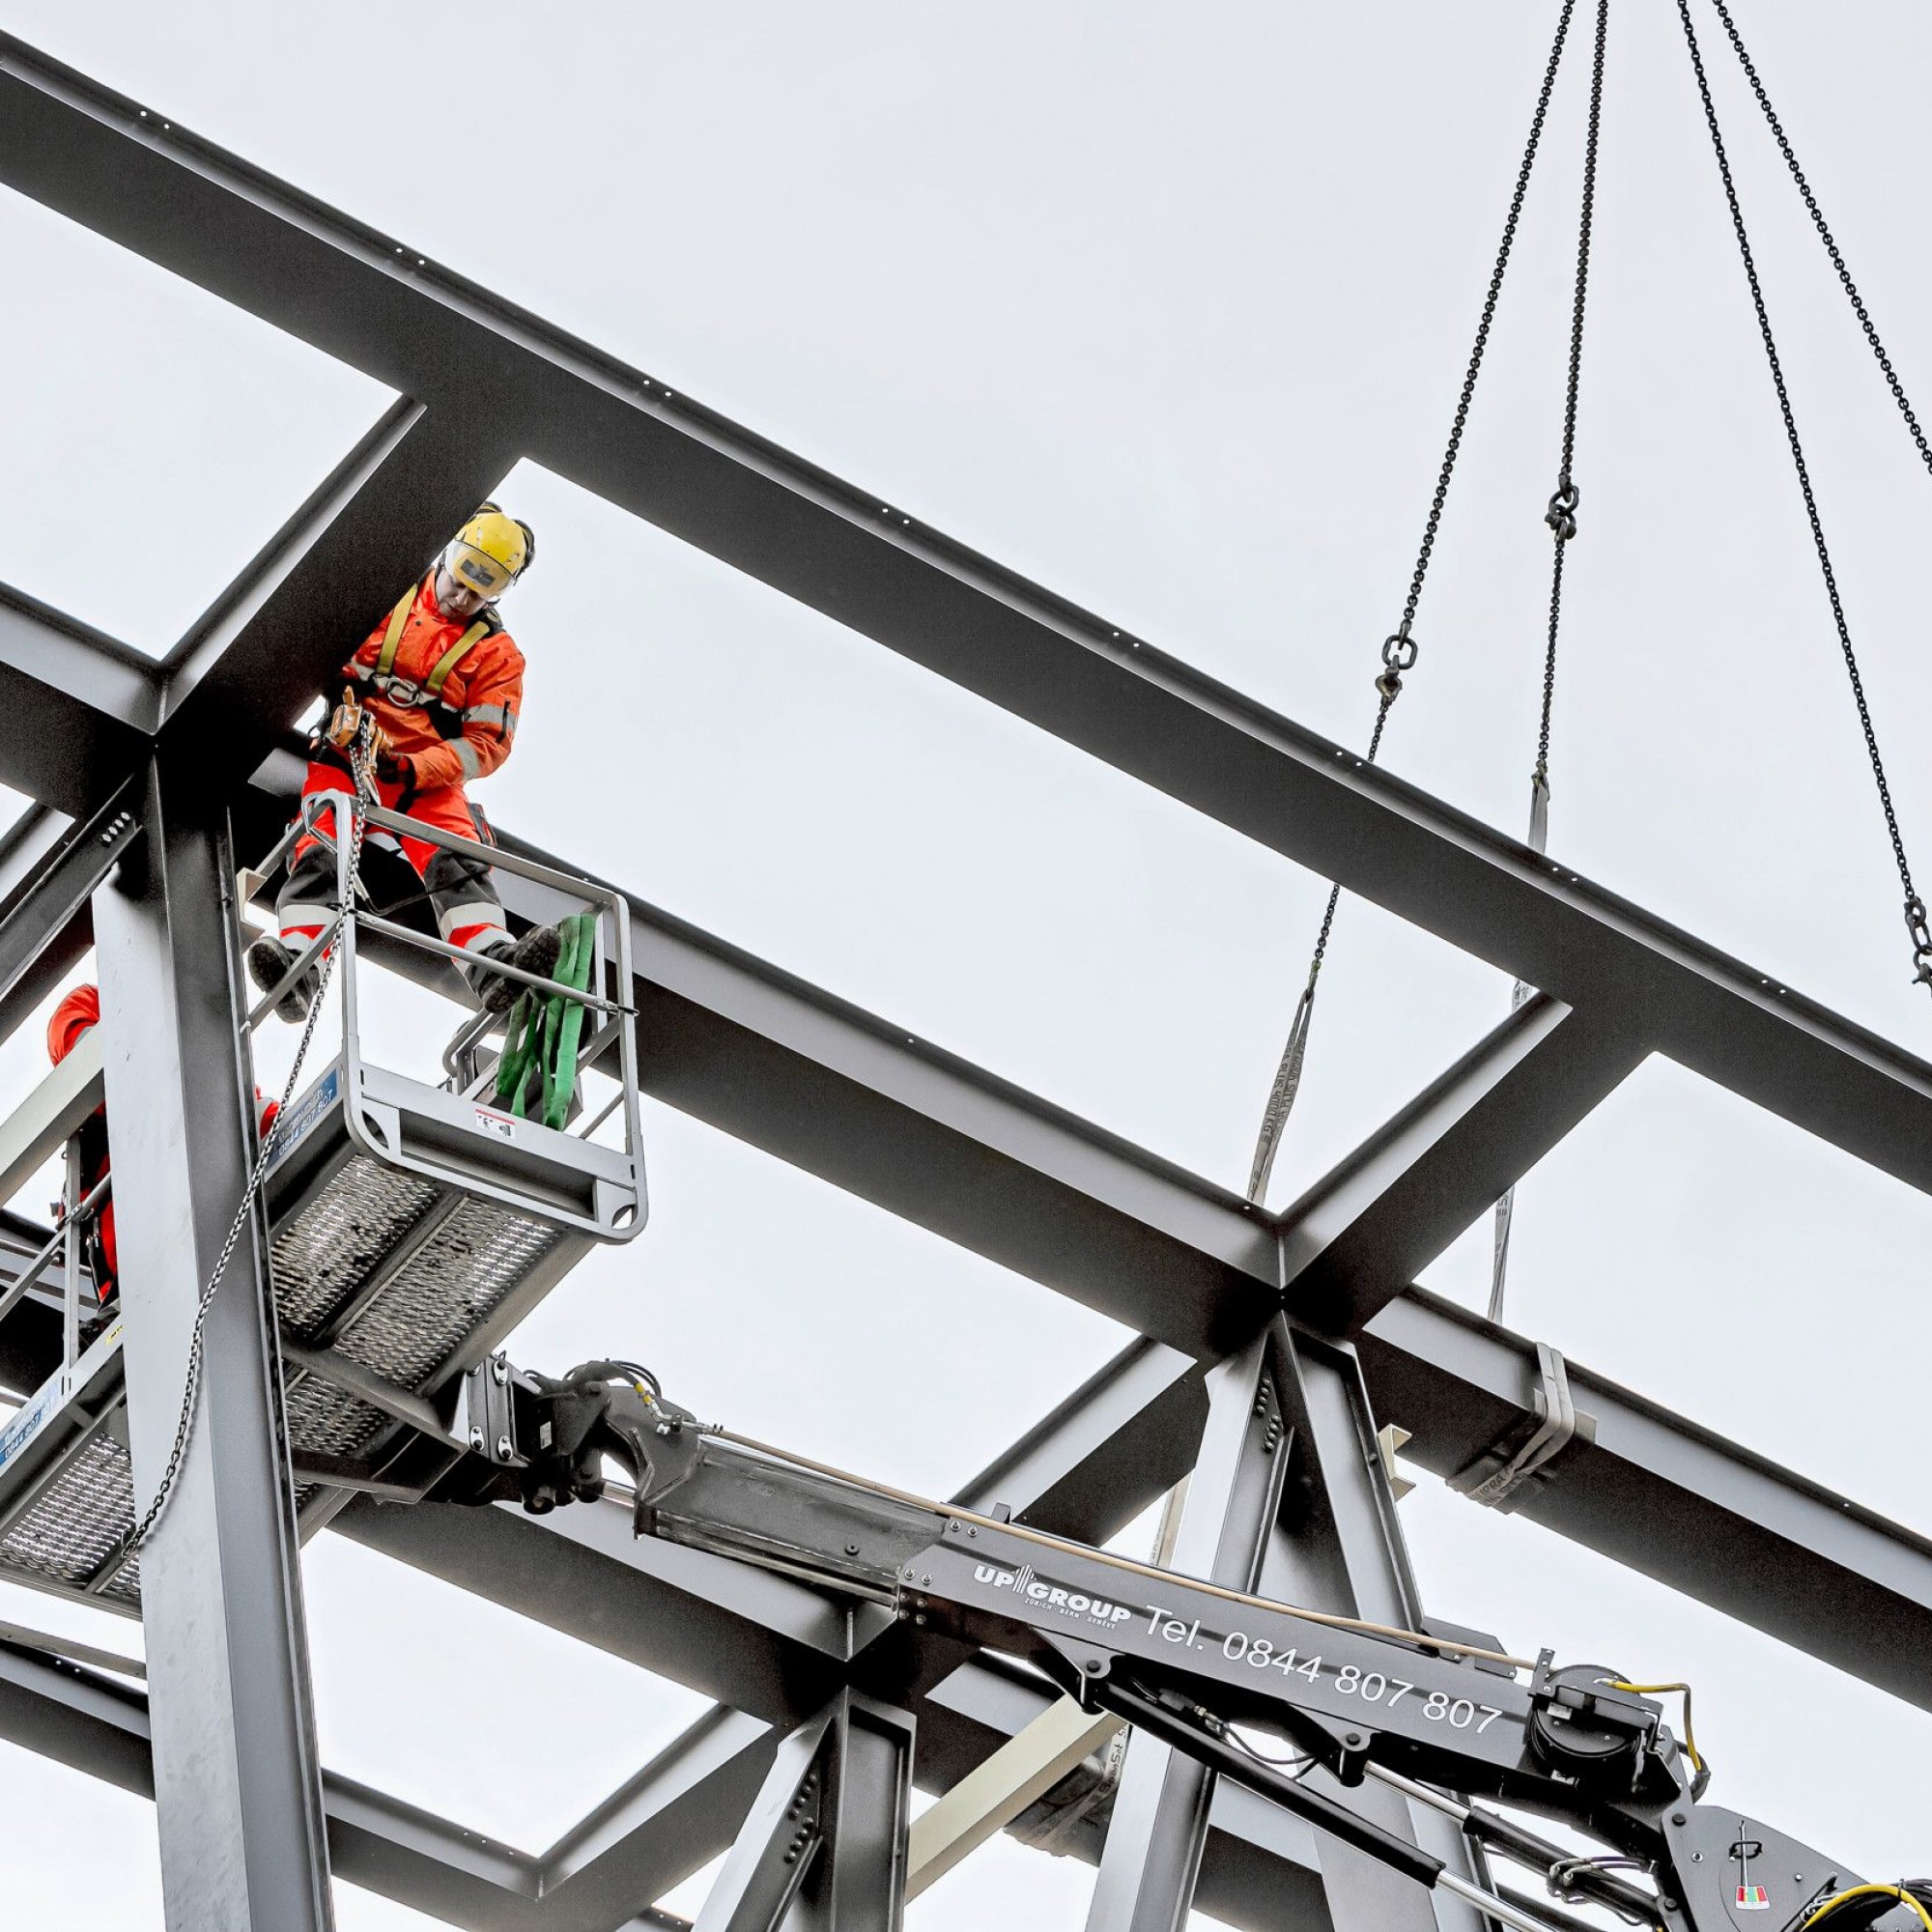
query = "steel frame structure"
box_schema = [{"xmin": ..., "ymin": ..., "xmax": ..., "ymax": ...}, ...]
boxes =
[{"xmin": 0, "ymin": 25, "xmax": 1927, "ymax": 1931}]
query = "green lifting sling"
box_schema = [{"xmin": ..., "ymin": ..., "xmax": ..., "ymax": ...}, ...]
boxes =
[{"xmin": 492, "ymin": 913, "xmax": 597, "ymax": 1132}]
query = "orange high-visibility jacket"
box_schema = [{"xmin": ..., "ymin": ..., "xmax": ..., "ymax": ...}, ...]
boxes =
[{"xmin": 342, "ymin": 573, "xmax": 526, "ymax": 792}]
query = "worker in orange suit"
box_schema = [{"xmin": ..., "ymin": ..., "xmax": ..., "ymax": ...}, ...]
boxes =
[
  {"xmin": 244, "ymin": 502, "xmax": 560, "ymax": 1022},
  {"xmin": 46, "ymin": 984, "xmax": 280, "ymax": 1309}
]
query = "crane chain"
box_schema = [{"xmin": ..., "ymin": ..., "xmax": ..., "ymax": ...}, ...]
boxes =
[
  {"xmin": 1676, "ymin": 1, "xmax": 1932, "ymax": 992},
  {"xmin": 1248, "ymin": 0, "xmax": 1582, "ymax": 1204}
]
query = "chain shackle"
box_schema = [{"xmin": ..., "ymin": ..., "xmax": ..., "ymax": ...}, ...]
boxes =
[
  {"xmin": 1380, "ymin": 628, "xmax": 1420, "ymax": 673},
  {"xmin": 1546, "ymin": 476, "xmax": 1581, "ymax": 541},
  {"xmin": 1905, "ymin": 897, "xmax": 1932, "ymax": 985},
  {"xmin": 1376, "ymin": 628, "xmax": 1419, "ymax": 701}
]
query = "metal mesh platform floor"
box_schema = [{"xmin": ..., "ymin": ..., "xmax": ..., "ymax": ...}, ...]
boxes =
[{"xmin": 0, "ymin": 1054, "xmax": 637, "ymax": 1611}]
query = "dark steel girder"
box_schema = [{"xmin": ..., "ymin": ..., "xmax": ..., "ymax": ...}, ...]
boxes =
[
  {"xmin": 951, "ymin": 1337, "xmax": 1208, "ymax": 1545},
  {"xmin": 475, "ymin": 815, "xmax": 1279, "ymax": 1362},
  {"xmin": 0, "ymin": 583, "xmax": 156, "ymax": 815},
  {"xmin": 5, "ymin": 25, "xmax": 1932, "ymax": 1212},
  {"xmin": 159, "ymin": 398, "xmax": 522, "ymax": 778}
]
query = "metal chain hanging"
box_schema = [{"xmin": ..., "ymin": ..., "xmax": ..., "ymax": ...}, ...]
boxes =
[
  {"xmin": 115, "ymin": 726, "xmax": 379, "ymax": 1560},
  {"xmin": 1492, "ymin": 0, "xmax": 1609, "ymax": 1324},
  {"xmin": 1695, "ymin": 0, "xmax": 1932, "ymax": 992},
  {"xmin": 1246, "ymin": 0, "xmax": 1582, "ymax": 1205},
  {"xmin": 1676, "ymin": 0, "xmax": 1932, "ymax": 995}
]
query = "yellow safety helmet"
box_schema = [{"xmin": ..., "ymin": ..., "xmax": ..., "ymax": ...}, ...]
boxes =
[{"xmin": 441, "ymin": 502, "xmax": 535, "ymax": 601}]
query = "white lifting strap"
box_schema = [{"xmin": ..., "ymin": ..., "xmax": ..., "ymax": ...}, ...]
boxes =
[{"xmin": 1446, "ymin": 1341, "xmax": 1593, "ymax": 1512}]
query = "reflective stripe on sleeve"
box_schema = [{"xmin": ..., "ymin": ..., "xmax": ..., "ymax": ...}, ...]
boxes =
[
  {"xmin": 462, "ymin": 703, "xmax": 517, "ymax": 737},
  {"xmin": 452, "ymin": 738, "xmax": 484, "ymax": 782}
]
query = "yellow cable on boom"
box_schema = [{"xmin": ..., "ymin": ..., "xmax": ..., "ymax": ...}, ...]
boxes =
[
  {"xmin": 1609, "ymin": 1680, "xmax": 1704, "ymax": 1776},
  {"xmin": 1801, "ymin": 1885, "xmax": 1932, "ymax": 1932}
]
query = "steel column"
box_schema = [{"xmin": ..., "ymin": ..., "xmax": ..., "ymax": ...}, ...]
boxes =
[
  {"xmin": 1264, "ymin": 1331, "xmax": 1484, "ymax": 1932},
  {"xmin": 796, "ymin": 1692, "xmax": 916, "ymax": 1932},
  {"xmin": 93, "ymin": 756, "xmax": 334, "ymax": 1931},
  {"xmin": 1085, "ymin": 1328, "xmax": 1292, "ymax": 1932}
]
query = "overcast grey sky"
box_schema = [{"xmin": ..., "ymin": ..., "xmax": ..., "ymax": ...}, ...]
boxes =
[{"xmin": 1, "ymin": 2, "xmax": 1930, "ymax": 1925}]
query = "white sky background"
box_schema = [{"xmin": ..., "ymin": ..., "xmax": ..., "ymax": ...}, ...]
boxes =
[{"xmin": 0, "ymin": 0, "xmax": 1930, "ymax": 1923}]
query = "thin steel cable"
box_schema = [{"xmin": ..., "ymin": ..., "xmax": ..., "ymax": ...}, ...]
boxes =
[
  {"xmin": 1492, "ymin": 0, "xmax": 1609, "ymax": 1324},
  {"xmin": 1247, "ymin": 1, "xmax": 1581, "ymax": 1205},
  {"xmin": 1676, "ymin": 0, "xmax": 1932, "ymax": 995},
  {"xmin": 113, "ymin": 731, "xmax": 377, "ymax": 1561}
]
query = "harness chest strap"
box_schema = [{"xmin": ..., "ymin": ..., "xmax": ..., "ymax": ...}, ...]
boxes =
[{"xmin": 369, "ymin": 588, "xmax": 492, "ymax": 706}]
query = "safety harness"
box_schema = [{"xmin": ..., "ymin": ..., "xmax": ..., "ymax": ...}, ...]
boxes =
[{"xmin": 352, "ymin": 584, "xmax": 498, "ymax": 737}]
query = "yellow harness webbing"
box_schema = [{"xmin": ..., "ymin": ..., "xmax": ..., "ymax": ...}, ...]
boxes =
[{"xmin": 372, "ymin": 589, "xmax": 491, "ymax": 703}]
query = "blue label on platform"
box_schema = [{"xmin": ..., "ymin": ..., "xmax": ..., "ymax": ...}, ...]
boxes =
[
  {"xmin": 268, "ymin": 1063, "xmax": 342, "ymax": 1169},
  {"xmin": 0, "ymin": 1375, "xmax": 67, "ymax": 1477}
]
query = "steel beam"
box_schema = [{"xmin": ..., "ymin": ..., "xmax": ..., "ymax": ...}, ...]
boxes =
[
  {"xmin": 536, "ymin": 1707, "xmax": 777, "ymax": 1932},
  {"xmin": 0, "ymin": 1025, "xmax": 101, "ymax": 1207},
  {"xmin": 6, "ymin": 26, "xmax": 1930, "ymax": 1212},
  {"xmin": 331, "ymin": 1492, "xmax": 852, "ymax": 1724},
  {"xmin": 951, "ymin": 1337, "xmax": 1208, "ymax": 1544},
  {"xmin": 94, "ymin": 758, "xmax": 334, "ymax": 1931},
  {"xmin": 1277, "ymin": 996, "xmax": 1647, "ymax": 1333},
  {"xmin": 1357, "ymin": 1289, "xmax": 1932, "ymax": 1713},
  {"xmin": 1085, "ymin": 1329, "xmax": 1292, "ymax": 1932},
  {"xmin": 0, "ymin": 784, "xmax": 141, "ymax": 1047},
  {"xmin": 486, "ymin": 831, "xmax": 1276, "ymax": 1360},
  {"xmin": 0, "ymin": 1640, "xmax": 550, "ymax": 1929},
  {"xmin": 0, "ymin": 581, "xmax": 156, "ymax": 814},
  {"xmin": 691, "ymin": 1705, "xmax": 836, "ymax": 1932}
]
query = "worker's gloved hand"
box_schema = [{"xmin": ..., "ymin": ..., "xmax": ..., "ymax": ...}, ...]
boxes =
[{"xmin": 375, "ymin": 746, "xmax": 412, "ymax": 786}]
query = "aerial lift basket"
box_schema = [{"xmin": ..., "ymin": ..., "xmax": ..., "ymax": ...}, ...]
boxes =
[{"xmin": 0, "ymin": 795, "xmax": 646, "ymax": 1610}]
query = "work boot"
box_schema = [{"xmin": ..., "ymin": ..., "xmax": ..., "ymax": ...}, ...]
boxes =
[
  {"xmin": 482, "ymin": 923, "xmax": 563, "ymax": 1015},
  {"xmin": 246, "ymin": 936, "xmax": 319, "ymax": 1024}
]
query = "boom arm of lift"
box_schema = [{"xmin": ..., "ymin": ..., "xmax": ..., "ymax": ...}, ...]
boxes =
[{"xmin": 420, "ymin": 1359, "xmax": 1910, "ymax": 1932}]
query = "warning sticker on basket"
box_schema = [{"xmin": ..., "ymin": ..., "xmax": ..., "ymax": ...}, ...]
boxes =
[{"xmin": 474, "ymin": 1106, "xmax": 519, "ymax": 1142}]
